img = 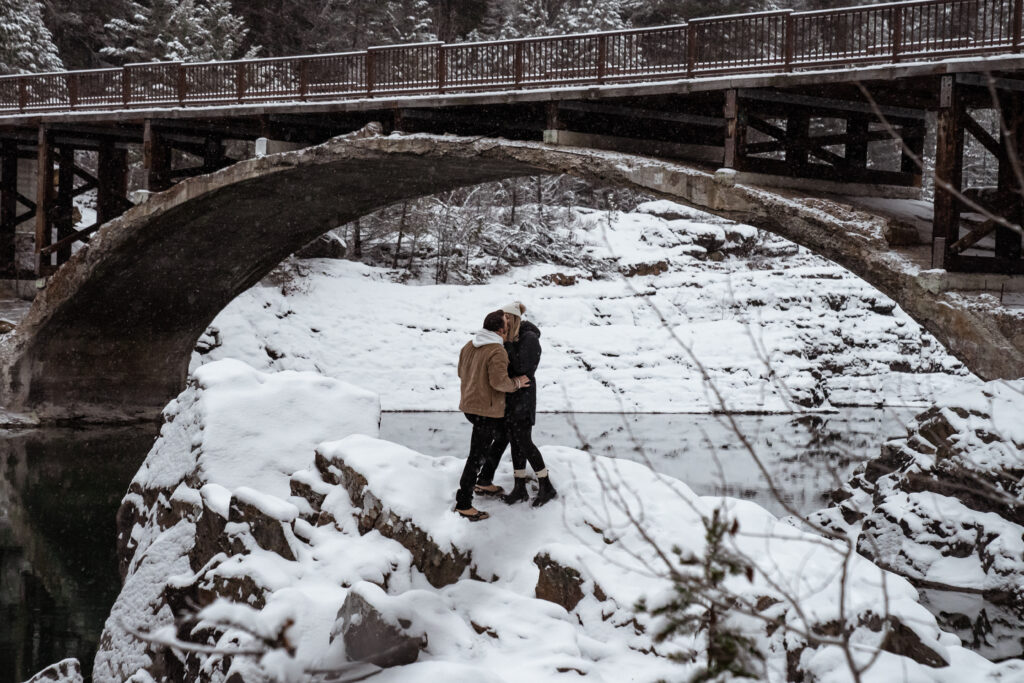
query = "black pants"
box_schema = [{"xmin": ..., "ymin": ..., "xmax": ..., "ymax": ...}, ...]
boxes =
[
  {"xmin": 457, "ymin": 413, "xmax": 505, "ymax": 510},
  {"xmin": 477, "ymin": 419, "xmax": 547, "ymax": 484}
]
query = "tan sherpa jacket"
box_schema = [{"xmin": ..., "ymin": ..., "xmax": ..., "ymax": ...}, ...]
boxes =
[{"xmin": 458, "ymin": 335, "xmax": 519, "ymax": 418}]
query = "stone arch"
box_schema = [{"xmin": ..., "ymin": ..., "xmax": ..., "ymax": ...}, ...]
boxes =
[{"xmin": 1, "ymin": 126, "xmax": 1020, "ymax": 421}]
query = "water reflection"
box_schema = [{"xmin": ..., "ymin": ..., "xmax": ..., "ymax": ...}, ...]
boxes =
[
  {"xmin": 0, "ymin": 426, "xmax": 158, "ymax": 683},
  {"xmin": 379, "ymin": 409, "xmax": 916, "ymax": 516}
]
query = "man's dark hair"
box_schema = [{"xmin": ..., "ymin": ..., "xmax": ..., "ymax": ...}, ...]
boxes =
[{"xmin": 483, "ymin": 310, "xmax": 505, "ymax": 332}]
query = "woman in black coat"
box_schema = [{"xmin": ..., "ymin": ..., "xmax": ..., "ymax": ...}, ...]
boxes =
[{"xmin": 475, "ymin": 301, "xmax": 557, "ymax": 507}]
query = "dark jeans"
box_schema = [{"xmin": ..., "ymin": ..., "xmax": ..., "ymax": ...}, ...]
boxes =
[
  {"xmin": 477, "ymin": 419, "xmax": 547, "ymax": 484},
  {"xmin": 457, "ymin": 413, "xmax": 505, "ymax": 510}
]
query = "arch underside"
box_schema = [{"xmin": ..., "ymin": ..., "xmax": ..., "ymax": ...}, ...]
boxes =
[{"xmin": 1, "ymin": 130, "xmax": 1020, "ymax": 421}]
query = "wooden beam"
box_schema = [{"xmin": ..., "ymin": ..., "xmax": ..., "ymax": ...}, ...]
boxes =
[
  {"xmin": 557, "ymin": 100, "xmax": 724, "ymax": 128},
  {"xmin": 724, "ymin": 89, "xmax": 745, "ymax": 170},
  {"xmin": 0, "ymin": 140, "xmax": 17, "ymax": 271},
  {"xmin": 949, "ymin": 218, "xmax": 997, "ymax": 253},
  {"xmin": 738, "ymin": 87, "xmax": 927, "ymax": 121},
  {"xmin": 995, "ymin": 95, "xmax": 1023, "ymax": 262},
  {"xmin": 933, "ymin": 75, "xmax": 965, "ymax": 268},
  {"xmin": 786, "ymin": 110, "xmax": 809, "ymax": 167},
  {"xmin": 55, "ymin": 145, "xmax": 75, "ymax": 264},
  {"xmin": 34, "ymin": 125, "xmax": 53, "ymax": 274},
  {"xmin": 38, "ymin": 222, "xmax": 100, "ymax": 256},
  {"xmin": 963, "ymin": 112, "xmax": 1002, "ymax": 158},
  {"xmin": 143, "ymin": 119, "xmax": 172, "ymax": 193},
  {"xmin": 845, "ymin": 117, "xmax": 869, "ymax": 170},
  {"xmin": 97, "ymin": 141, "xmax": 128, "ymax": 224}
]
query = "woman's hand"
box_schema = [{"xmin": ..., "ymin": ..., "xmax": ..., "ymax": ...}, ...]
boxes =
[{"xmin": 514, "ymin": 375, "xmax": 531, "ymax": 389}]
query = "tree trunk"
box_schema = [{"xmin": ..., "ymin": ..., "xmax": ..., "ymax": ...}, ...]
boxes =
[
  {"xmin": 393, "ymin": 202, "xmax": 407, "ymax": 269},
  {"xmin": 352, "ymin": 218, "xmax": 362, "ymax": 258}
]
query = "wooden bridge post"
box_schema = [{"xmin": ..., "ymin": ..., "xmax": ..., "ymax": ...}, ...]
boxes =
[
  {"xmin": 54, "ymin": 146, "xmax": 75, "ymax": 265},
  {"xmin": 933, "ymin": 75, "xmax": 964, "ymax": 269},
  {"xmin": 34, "ymin": 125, "xmax": 54, "ymax": 276},
  {"xmin": 996, "ymin": 94, "xmax": 1024, "ymax": 262},
  {"xmin": 785, "ymin": 109, "xmax": 809, "ymax": 169},
  {"xmin": 97, "ymin": 140, "xmax": 128, "ymax": 224},
  {"xmin": 0, "ymin": 140, "xmax": 18, "ymax": 273},
  {"xmin": 723, "ymin": 90, "xmax": 746, "ymax": 170},
  {"xmin": 143, "ymin": 120, "xmax": 171, "ymax": 193}
]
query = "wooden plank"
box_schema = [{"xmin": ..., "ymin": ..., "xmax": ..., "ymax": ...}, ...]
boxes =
[
  {"xmin": 724, "ymin": 89, "xmax": 745, "ymax": 170},
  {"xmin": 38, "ymin": 222, "xmax": 99, "ymax": 256},
  {"xmin": 97, "ymin": 140, "xmax": 128, "ymax": 224},
  {"xmin": 557, "ymin": 101, "xmax": 724, "ymax": 127}
]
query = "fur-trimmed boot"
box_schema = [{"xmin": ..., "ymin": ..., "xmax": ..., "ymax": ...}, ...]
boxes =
[
  {"xmin": 532, "ymin": 475, "xmax": 557, "ymax": 507},
  {"xmin": 503, "ymin": 476, "xmax": 529, "ymax": 504}
]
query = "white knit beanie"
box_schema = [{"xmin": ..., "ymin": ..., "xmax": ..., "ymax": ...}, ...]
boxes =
[{"xmin": 500, "ymin": 301, "xmax": 526, "ymax": 317}]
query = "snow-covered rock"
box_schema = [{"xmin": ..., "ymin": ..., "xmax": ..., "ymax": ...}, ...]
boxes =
[
  {"xmin": 815, "ymin": 379, "xmax": 1024, "ymax": 660},
  {"xmin": 93, "ymin": 362, "xmax": 1020, "ymax": 682}
]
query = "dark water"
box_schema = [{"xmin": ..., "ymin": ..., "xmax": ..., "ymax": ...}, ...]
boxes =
[{"xmin": 0, "ymin": 426, "xmax": 159, "ymax": 683}]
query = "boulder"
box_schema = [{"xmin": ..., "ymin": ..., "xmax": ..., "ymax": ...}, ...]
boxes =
[
  {"xmin": 335, "ymin": 585, "xmax": 424, "ymax": 667},
  {"xmin": 316, "ymin": 449, "xmax": 471, "ymax": 587}
]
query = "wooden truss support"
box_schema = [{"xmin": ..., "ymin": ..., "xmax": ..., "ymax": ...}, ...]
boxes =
[
  {"xmin": 0, "ymin": 140, "xmax": 18, "ymax": 273},
  {"xmin": 727, "ymin": 89, "xmax": 921, "ymax": 186},
  {"xmin": 935, "ymin": 76, "xmax": 1024, "ymax": 273},
  {"xmin": 143, "ymin": 119, "xmax": 172, "ymax": 193},
  {"xmin": 724, "ymin": 90, "xmax": 745, "ymax": 170},
  {"xmin": 933, "ymin": 76, "xmax": 964, "ymax": 269},
  {"xmin": 34, "ymin": 126, "xmax": 55, "ymax": 276},
  {"xmin": 97, "ymin": 140, "xmax": 129, "ymax": 224},
  {"xmin": 995, "ymin": 95, "xmax": 1023, "ymax": 262},
  {"xmin": 54, "ymin": 146, "xmax": 75, "ymax": 265}
]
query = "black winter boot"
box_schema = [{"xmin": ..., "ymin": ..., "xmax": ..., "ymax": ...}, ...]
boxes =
[
  {"xmin": 503, "ymin": 478, "xmax": 529, "ymax": 504},
  {"xmin": 532, "ymin": 476, "xmax": 557, "ymax": 507}
]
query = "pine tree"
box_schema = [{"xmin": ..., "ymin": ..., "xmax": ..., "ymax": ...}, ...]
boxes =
[
  {"xmin": 101, "ymin": 0, "xmax": 254, "ymax": 63},
  {"xmin": 0, "ymin": 0, "xmax": 63, "ymax": 74}
]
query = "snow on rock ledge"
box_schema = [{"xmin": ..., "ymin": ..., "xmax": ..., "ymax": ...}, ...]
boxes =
[{"xmin": 816, "ymin": 380, "xmax": 1024, "ymax": 658}]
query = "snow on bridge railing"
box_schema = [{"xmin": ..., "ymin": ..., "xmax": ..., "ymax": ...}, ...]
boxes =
[{"xmin": 0, "ymin": 0, "xmax": 1021, "ymax": 115}]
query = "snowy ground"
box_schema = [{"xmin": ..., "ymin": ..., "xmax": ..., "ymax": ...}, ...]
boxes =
[
  {"xmin": 94, "ymin": 360, "xmax": 1023, "ymax": 682},
  {"xmin": 192, "ymin": 201, "xmax": 975, "ymax": 414}
]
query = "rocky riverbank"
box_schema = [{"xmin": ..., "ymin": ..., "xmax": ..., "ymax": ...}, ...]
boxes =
[
  {"xmin": 814, "ymin": 379, "xmax": 1024, "ymax": 660},
  {"xmin": 46, "ymin": 359, "xmax": 1015, "ymax": 682}
]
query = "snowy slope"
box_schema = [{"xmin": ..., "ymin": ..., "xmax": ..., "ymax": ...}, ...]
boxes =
[{"xmin": 192, "ymin": 201, "xmax": 975, "ymax": 413}]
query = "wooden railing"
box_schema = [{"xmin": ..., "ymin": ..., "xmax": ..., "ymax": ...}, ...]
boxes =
[{"xmin": 0, "ymin": 0, "xmax": 1021, "ymax": 115}]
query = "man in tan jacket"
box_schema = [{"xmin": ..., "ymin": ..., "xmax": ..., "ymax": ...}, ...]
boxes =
[{"xmin": 455, "ymin": 310, "xmax": 530, "ymax": 521}]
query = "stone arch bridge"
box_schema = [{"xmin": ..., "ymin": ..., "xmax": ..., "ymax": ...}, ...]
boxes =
[{"xmin": 1, "ymin": 128, "xmax": 1021, "ymax": 422}]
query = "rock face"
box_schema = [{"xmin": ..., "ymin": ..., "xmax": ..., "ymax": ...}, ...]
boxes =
[
  {"xmin": 24, "ymin": 659, "xmax": 83, "ymax": 683},
  {"xmin": 815, "ymin": 379, "xmax": 1024, "ymax": 658},
  {"xmin": 316, "ymin": 449, "xmax": 471, "ymax": 588}
]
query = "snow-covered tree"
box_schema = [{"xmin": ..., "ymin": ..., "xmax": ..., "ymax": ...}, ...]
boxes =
[
  {"xmin": 468, "ymin": 0, "xmax": 627, "ymax": 40},
  {"xmin": 0, "ymin": 0, "xmax": 63, "ymax": 74},
  {"xmin": 101, "ymin": 0, "xmax": 255, "ymax": 63}
]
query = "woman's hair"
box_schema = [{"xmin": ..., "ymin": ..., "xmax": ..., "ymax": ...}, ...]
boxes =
[
  {"xmin": 483, "ymin": 310, "xmax": 506, "ymax": 332},
  {"xmin": 505, "ymin": 313, "xmax": 522, "ymax": 342}
]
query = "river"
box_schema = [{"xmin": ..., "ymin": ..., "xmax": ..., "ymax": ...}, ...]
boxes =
[{"xmin": 1, "ymin": 408, "xmax": 1016, "ymax": 681}]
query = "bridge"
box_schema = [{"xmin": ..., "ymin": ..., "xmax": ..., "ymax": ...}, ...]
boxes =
[{"xmin": 0, "ymin": 0, "xmax": 1021, "ymax": 420}]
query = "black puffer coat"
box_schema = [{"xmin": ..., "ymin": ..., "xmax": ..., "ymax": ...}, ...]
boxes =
[{"xmin": 505, "ymin": 321, "xmax": 541, "ymax": 424}]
